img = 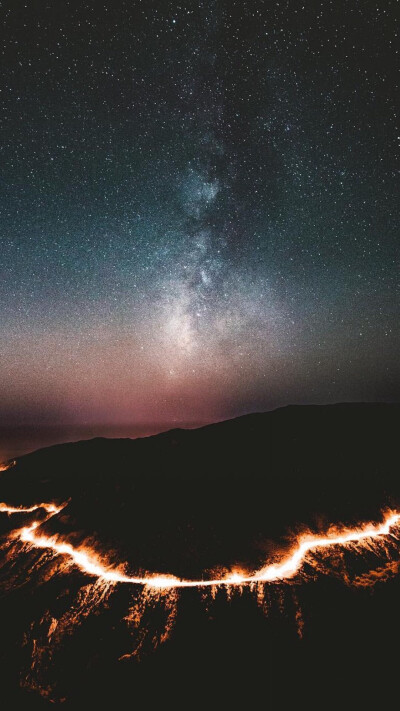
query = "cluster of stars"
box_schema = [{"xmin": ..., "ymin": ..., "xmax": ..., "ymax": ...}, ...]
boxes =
[{"xmin": 0, "ymin": 0, "xmax": 398, "ymax": 433}]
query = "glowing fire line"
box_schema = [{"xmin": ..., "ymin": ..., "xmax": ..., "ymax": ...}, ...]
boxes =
[
  {"xmin": 1, "ymin": 502, "xmax": 400, "ymax": 590},
  {"xmin": 0, "ymin": 502, "xmax": 61, "ymax": 515},
  {"xmin": 0, "ymin": 461, "xmax": 15, "ymax": 472}
]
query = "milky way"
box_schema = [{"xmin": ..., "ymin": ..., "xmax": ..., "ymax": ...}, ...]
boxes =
[{"xmin": 0, "ymin": 1, "xmax": 398, "ymax": 443}]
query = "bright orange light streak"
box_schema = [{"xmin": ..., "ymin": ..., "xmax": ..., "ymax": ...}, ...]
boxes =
[
  {"xmin": 0, "ymin": 502, "xmax": 63, "ymax": 515},
  {"xmin": 0, "ymin": 461, "xmax": 15, "ymax": 472},
  {"xmin": 254, "ymin": 512, "xmax": 400, "ymax": 582},
  {"xmin": 3, "ymin": 503, "xmax": 399, "ymax": 590}
]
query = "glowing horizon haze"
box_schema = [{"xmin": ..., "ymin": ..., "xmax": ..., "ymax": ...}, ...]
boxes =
[{"xmin": 0, "ymin": 1, "xmax": 398, "ymax": 436}]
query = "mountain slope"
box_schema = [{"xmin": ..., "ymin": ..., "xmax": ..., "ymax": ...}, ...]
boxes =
[{"xmin": 0, "ymin": 403, "xmax": 399, "ymax": 706}]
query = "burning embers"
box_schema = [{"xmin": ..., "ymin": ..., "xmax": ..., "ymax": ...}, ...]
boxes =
[
  {"xmin": 1, "ymin": 500, "xmax": 400, "ymax": 700},
  {"xmin": 2, "ymin": 501, "xmax": 400, "ymax": 590}
]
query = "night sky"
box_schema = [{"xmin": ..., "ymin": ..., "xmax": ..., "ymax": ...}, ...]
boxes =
[{"xmin": 0, "ymin": 0, "xmax": 398, "ymax": 441}]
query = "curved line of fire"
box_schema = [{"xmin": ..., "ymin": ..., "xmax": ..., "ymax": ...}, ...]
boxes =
[{"xmin": 1, "ymin": 502, "xmax": 400, "ymax": 590}]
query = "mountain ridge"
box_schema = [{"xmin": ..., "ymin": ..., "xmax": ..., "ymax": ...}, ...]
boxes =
[{"xmin": 3, "ymin": 400, "xmax": 398, "ymax": 466}]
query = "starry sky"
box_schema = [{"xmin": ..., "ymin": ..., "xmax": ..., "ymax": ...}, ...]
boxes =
[{"xmin": 0, "ymin": 0, "xmax": 399, "ymax": 443}]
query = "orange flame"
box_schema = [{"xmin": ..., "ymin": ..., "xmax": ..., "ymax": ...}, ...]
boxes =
[
  {"xmin": 3, "ymin": 501, "xmax": 400, "ymax": 590},
  {"xmin": 0, "ymin": 460, "xmax": 15, "ymax": 472},
  {"xmin": 0, "ymin": 503, "xmax": 62, "ymax": 515}
]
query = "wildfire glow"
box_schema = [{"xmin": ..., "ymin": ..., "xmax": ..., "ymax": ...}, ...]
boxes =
[
  {"xmin": 3, "ymin": 501, "xmax": 400, "ymax": 590},
  {"xmin": 2, "ymin": 498, "xmax": 400, "ymax": 702},
  {"xmin": 0, "ymin": 460, "xmax": 15, "ymax": 472},
  {"xmin": 0, "ymin": 502, "xmax": 63, "ymax": 515}
]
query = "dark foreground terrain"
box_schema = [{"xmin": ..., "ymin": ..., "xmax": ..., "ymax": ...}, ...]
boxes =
[{"xmin": 0, "ymin": 403, "xmax": 399, "ymax": 708}]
